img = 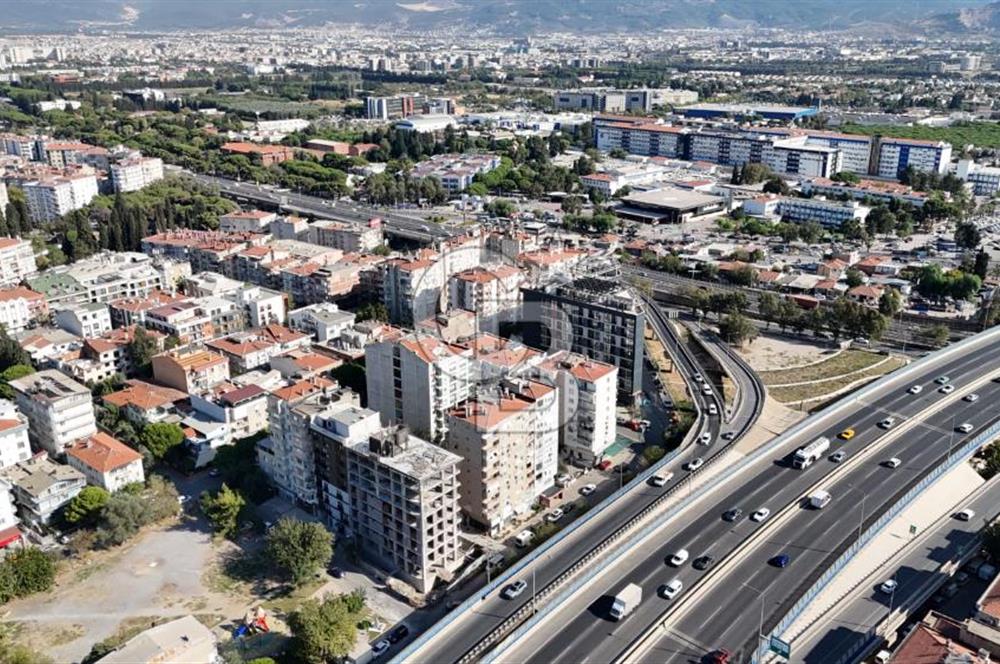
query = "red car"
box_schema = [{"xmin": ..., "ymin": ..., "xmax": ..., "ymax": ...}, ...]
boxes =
[
  {"xmin": 707, "ymin": 649, "xmax": 731, "ymax": 664},
  {"xmin": 597, "ymin": 459, "xmax": 613, "ymax": 471}
]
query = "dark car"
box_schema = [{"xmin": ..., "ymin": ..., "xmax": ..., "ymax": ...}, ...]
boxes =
[
  {"xmin": 562, "ymin": 502, "xmax": 576, "ymax": 515},
  {"xmin": 329, "ymin": 566, "xmax": 344, "ymax": 579},
  {"xmin": 388, "ymin": 624, "xmax": 410, "ymax": 644},
  {"xmin": 770, "ymin": 554, "xmax": 791, "ymax": 568},
  {"xmin": 722, "ymin": 508, "xmax": 743, "ymax": 523},
  {"xmin": 693, "ymin": 555, "xmax": 716, "ymax": 571},
  {"xmin": 706, "ymin": 649, "xmax": 731, "ymax": 664}
]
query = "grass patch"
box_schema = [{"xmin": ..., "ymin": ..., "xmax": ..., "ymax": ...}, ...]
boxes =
[
  {"xmin": 645, "ymin": 325, "xmax": 692, "ymax": 404},
  {"xmin": 760, "ymin": 350, "xmax": 885, "ymax": 386},
  {"xmin": 771, "ymin": 356, "xmax": 906, "ymax": 405},
  {"xmin": 193, "ymin": 613, "xmax": 226, "ymax": 629},
  {"xmin": 267, "ymin": 578, "xmax": 327, "ymax": 615},
  {"xmin": 73, "ymin": 559, "xmax": 110, "ymax": 584},
  {"xmin": 841, "ymin": 121, "xmax": 1000, "ymax": 149}
]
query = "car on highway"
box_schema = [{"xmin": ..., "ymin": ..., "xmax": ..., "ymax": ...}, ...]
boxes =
[
  {"xmin": 879, "ymin": 579, "xmax": 898, "ymax": 594},
  {"xmin": 579, "ymin": 483, "xmax": 596, "ymax": 496},
  {"xmin": 751, "ymin": 508, "xmax": 771, "ymax": 522},
  {"xmin": 830, "ymin": 450, "xmax": 847, "ymax": 463},
  {"xmin": 722, "ymin": 508, "xmax": 744, "ymax": 522},
  {"xmin": 545, "ymin": 509, "xmax": 564, "ymax": 523},
  {"xmin": 884, "ymin": 457, "xmax": 902, "ymax": 469},
  {"xmin": 839, "ymin": 428, "xmax": 856, "ymax": 440},
  {"xmin": 935, "ymin": 376, "xmax": 951, "ymax": 385},
  {"xmin": 659, "ymin": 579, "xmax": 683, "ymax": 599},
  {"xmin": 698, "ymin": 433, "xmax": 712, "ymax": 445},
  {"xmin": 707, "ymin": 650, "xmax": 731, "ymax": 664},
  {"xmin": 701, "ymin": 385, "xmax": 713, "ymax": 396},
  {"xmin": 956, "ymin": 508, "xmax": 975, "ymax": 521},
  {"xmin": 669, "ymin": 549, "xmax": 689, "ymax": 566},
  {"xmin": 957, "ymin": 423, "xmax": 974, "ymax": 434},
  {"xmin": 907, "ymin": 385, "xmax": 923, "ymax": 395},
  {"xmin": 388, "ymin": 624, "xmax": 410, "ymax": 643},
  {"xmin": 693, "ymin": 555, "xmax": 716, "ymax": 571},
  {"xmin": 684, "ymin": 458, "xmax": 705, "ymax": 471},
  {"xmin": 502, "ymin": 580, "xmax": 528, "ymax": 599},
  {"xmin": 649, "ymin": 473, "xmax": 672, "ymax": 487},
  {"xmin": 707, "ymin": 404, "xmax": 719, "ymax": 416},
  {"xmin": 965, "ymin": 392, "xmax": 981, "ymax": 402},
  {"xmin": 939, "ymin": 384, "xmax": 955, "ymax": 394},
  {"xmin": 878, "ymin": 417, "xmax": 896, "ymax": 429},
  {"xmin": 372, "ymin": 640, "xmax": 391, "ymax": 658},
  {"xmin": 721, "ymin": 431, "xmax": 735, "ymax": 441},
  {"xmin": 693, "ymin": 373, "xmax": 704, "ymax": 383},
  {"xmin": 770, "ymin": 554, "xmax": 791, "ymax": 568}
]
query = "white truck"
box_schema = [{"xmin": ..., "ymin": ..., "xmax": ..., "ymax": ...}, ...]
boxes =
[
  {"xmin": 609, "ymin": 583, "xmax": 642, "ymax": 621},
  {"xmin": 809, "ymin": 490, "xmax": 832, "ymax": 509},
  {"xmin": 793, "ymin": 437, "xmax": 831, "ymax": 469}
]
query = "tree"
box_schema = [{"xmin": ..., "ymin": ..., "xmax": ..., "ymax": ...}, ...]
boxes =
[
  {"xmin": 0, "ymin": 325, "xmax": 31, "ymax": 369},
  {"xmin": 0, "ymin": 548, "xmax": 55, "ymax": 604},
  {"xmin": 845, "ymin": 268, "xmax": 865, "ymax": 289},
  {"xmin": 287, "ymin": 594, "xmax": 362, "ymax": 664},
  {"xmin": 95, "ymin": 492, "xmax": 153, "ymax": 547},
  {"xmin": 974, "ymin": 249, "xmax": 990, "ymax": 280},
  {"xmin": 758, "ymin": 292, "xmax": 781, "ymax": 330},
  {"xmin": 718, "ymin": 313, "xmax": 758, "ymax": 346},
  {"xmin": 831, "ymin": 171, "xmax": 860, "ymax": 184},
  {"xmin": 878, "ymin": 289, "xmax": 902, "ymax": 317},
  {"xmin": 763, "ymin": 176, "xmax": 790, "ymax": 195},
  {"xmin": 0, "ymin": 364, "xmax": 34, "ymax": 400},
  {"xmin": 200, "ymin": 483, "xmax": 246, "ymax": 539},
  {"xmin": 355, "ymin": 302, "xmax": 388, "ymax": 323},
  {"xmin": 64, "ymin": 486, "xmax": 110, "ymax": 525},
  {"xmin": 955, "ymin": 222, "xmax": 982, "ymax": 250},
  {"xmin": 797, "ymin": 222, "xmax": 823, "ymax": 244},
  {"xmin": 266, "ymin": 518, "xmax": 334, "ymax": 586},
  {"xmin": 138, "ymin": 422, "xmax": 184, "ymax": 460},
  {"xmin": 560, "ymin": 195, "xmax": 584, "ymax": 215},
  {"xmin": 984, "ymin": 519, "xmax": 1000, "ymax": 560},
  {"xmin": 920, "ymin": 323, "xmax": 950, "ymax": 348},
  {"xmin": 127, "ymin": 327, "xmax": 159, "ymax": 378}
]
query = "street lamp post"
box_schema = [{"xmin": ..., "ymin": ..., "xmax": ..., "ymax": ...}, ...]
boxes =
[{"xmin": 743, "ymin": 581, "xmax": 768, "ymax": 653}]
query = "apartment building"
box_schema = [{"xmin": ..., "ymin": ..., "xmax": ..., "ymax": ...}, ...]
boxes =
[
  {"xmin": 383, "ymin": 256, "xmax": 446, "ymax": 326},
  {"xmin": 54, "ymin": 301, "xmax": 112, "ymax": 338},
  {"xmin": 957, "ymin": 159, "xmax": 1000, "ymax": 196},
  {"xmin": 0, "ymin": 237, "xmax": 37, "ymax": 288},
  {"xmin": 876, "ymin": 137, "xmax": 952, "ymax": 179},
  {"xmin": 308, "ymin": 218, "xmax": 383, "ymax": 253},
  {"xmin": 522, "ymin": 275, "xmax": 644, "ymax": 403},
  {"xmin": 65, "ymin": 432, "xmax": 144, "ymax": 493},
  {"xmin": 206, "ymin": 333, "xmax": 280, "ymax": 374},
  {"xmin": 537, "ymin": 351, "xmax": 618, "ymax": 467},
  {"xmin": 595, "ymin": 119, "xmax": 685, "ymax": 158},
  {"xmin": 189, "ymin": 383, "xmax": 269, "ymax": 449},
  {"xmin": 37, "ymin": 252, "xmax": 166, "ymax": 304},
  {"xmin": 777, "ymin": 197, "xmax": 871, "ymax": 229},
  {"xmin": 801, "ymin": 177, "xmax": 928, "ymax": 208},
  {"xmin": 448, "ymin": 265, "xmax": 522, "ymax": 335},
  {"xmin": 0, "ymin": 481, "xmax": 18, "ymax": 550},
  {"xmin": 0, "ymin": 286, "xmax": 47, "ymax": 334},
  {"xmin": 151, "ymin": 348, "xmax": 230, "ymax": 395},
  {"xmin": 43, "ymin": 141, "xmax": 109, "ymax": 169},
  {"xmin": 0, "ymin": 133, "xmax": 46, "ymax": 161},
  {"xmin": 0, "ymin": 452, "xmax": 85, "ymax": 526},
  {"xmin": 144, "ymin": 300, "xmax": 214, "ymax": 344},
  {"xmin": 9, "ymin": 370, "xmax": 96, "ymax": 457},
  {"xmin": 107, "ymin": 290, "xmax": 184, "ymax": 328},
  {"xmin": 366, "ymin": 332, "xmax": 477, "ymax": 443},
  {"xmin": 109, "ymin": 155, "xmax": 164, "ymax": 192},
  {"xmin": 219, "ymin": 210, "xmax": 277, "ymax": 234},
  {"xmin": 365, "ymin": 94, "xmax": 423, "ymax": 120},
  {"xmin": 257, "ymin": 377, "xmax": 354, "ymax": 508},
  {"xmin": 0, "ymin": 400, "xmax": 31, "ymax": 471},
  {"xmin": 445, "ymin": 379, "xmax": 559, "ymax": 536},
  {"xmin": 23, "ymin": 172, "xmax": 98, "ymax": 222},
  {"xmin": 409, "ymin": 154, "xmax": 502, "ymax": 193},
  {"xmin": 288, "ymin": 302, "xmax": 357, "ymax": 343}
]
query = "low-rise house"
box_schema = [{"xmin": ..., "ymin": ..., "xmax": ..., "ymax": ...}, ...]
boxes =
[
  {"xmin": 0, "ymin": 452, "xmax": 85, "ymax": 525},
  {"xmin": 151, "ymin": 348, "xmax": 230, "ymax": 395},
  {"xmin": 16, "ymin": 327, "xmax": 81, "ymax": 365},
  {"xmin": 102, "ymin": 380, "xmax": 188, "ymax": 425},
  {"xmin": 206, "ymin": 333, "xmax": 280, "ymax": 374},
  {"xmin": 288, "ymin": 302, "xmax": 357, "ymax": 343},
  {"xmin": 190, "ymin": 383, "xmax": 269, "ymax": 446},
  {"xmin": 96, "ymin": 614, "xmax": 217, "ymax": 664},
  {"xmin": 847, "ymin": 284, "xmax": 884, "ymax": 307},
  {"xmin": 270, "ymin": 350, "xmax": 341, "ymax": 380},
  {"xmin": 65, "ymin": 432, "xmax": 144, "ymax": 493}
]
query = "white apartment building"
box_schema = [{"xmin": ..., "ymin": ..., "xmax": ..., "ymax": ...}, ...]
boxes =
[
  {"xmin": 56, "ymin": 252, "xmax": 165, "ymax": 304},
  {"xmin": 54, "ymin": 301, "xmax": 112, "ymax": 338},
  {"xmin": 0, "ymin": 400, "xmax": 32, "ymax": 471},
  {"xmin": 8, "ymin": 369, "xmax": 97, "ymax": 457},
  {"xmin": 228, "ymin": 285, "xmax": 286, "ymax": 328},
  {"xmin": 218, "ymin": 210, "xmax": 277, "ymax": 233},
  {"xmin": 383, "ymin": 256, "xmax": 446, "ymax": 326},
  {"xmin": 0, "ymin": 237, "xmax": 37, "ymax": 288},
  {"xmin": 595, "ymin": 120, "xmax": 684, "ymax": 157},
  {"xmin": 447, "ymin": 265, "xmax": 523, "ymax": 335},
  {"xmin": 445, "ymin": 379, "xmax": 559, "ymax": 536},
  {"xmin": 0, "ymin": 452, "xmax": 85, "ymax": 526},
  {"xmin": 957, "ymin": 159, "xmax": 1000, "ymax": 196},
  {"xmin": 345, "ymin": 425, "xmax": 463, "ymax": 593},
  {"xmin": 109, "ymin": 155, "xmax": 164, "ymax": 192},
  {"xmin": 65, "ymin": 432, "xmax": 144, "ymax": 493},
  {"xmin": 876, "ymin": 138, "xmax": 952, "ymax": 179},
  {"xmin": 798, "ymin": 131, "xmax": 874, "ymax": 174},
  {"xmin": 309, "ymin": 218, "xmax": 383, "ymax": 253},
  {"xmin": 777, "ymin": 197, "xmax": 871, "ymax": 229},
  {"xmin": 762, "ymin": 138, "xmax": 841, "ymax": 178},
  {"xmin": 23, "ymin": 172, "xmax": 98, "ymax": 223},
  {"xmin": 0, "ymin": 480, "xmax": 18, "ymax": 542},
  {"xmin": 0, "ymin": 286, "xmax": 46, "ymax": 334},
  {"xmin": 189, "ymin": 384, "xmax": 270, "ymax": 448},
  {"xmin": 366, "ymin": 332, "xmax": 477, "ymax": 443},
  {"xmin": 537, "ymin": 351, "xmax": 618, "ymax": 467},
  {"xmin": 288, "ymin": 302, "xmax": 357, "ymax": 343}
]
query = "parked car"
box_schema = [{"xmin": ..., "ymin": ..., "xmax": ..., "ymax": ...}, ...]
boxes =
[
  {"xmin": 545, "ymin": 509, "xmax": 564, "ymax": 523},
  {"xmin": 879, "ymin": 579, "xmax": 898, "ymax": 594},
  {"xmin": 388, "ymin": 624, "xmax": 410, "ymax": 644},
  {"xmin": 556, "ymin": 473, "xmax": 572, "ymax": 487},
  {"xmin": 579, "ymin": 483, "xmax": 597, "ymax": 496},
  {"xmin": 372, "ymin": 640, "xmax": 391, "ymax": 658}
]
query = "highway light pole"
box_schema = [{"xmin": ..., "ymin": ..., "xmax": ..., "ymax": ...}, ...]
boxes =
[{"xmin": 743, "ymin": 581, "xmax": 767, "ymax": 652}]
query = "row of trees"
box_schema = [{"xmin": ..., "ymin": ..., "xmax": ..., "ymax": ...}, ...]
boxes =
[{"xmin": 63, "ymin": 476, "xmax": 180, "ymax": 548}]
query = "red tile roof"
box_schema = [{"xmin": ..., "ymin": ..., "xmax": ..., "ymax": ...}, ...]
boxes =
[{"xmin": 66, "ymin": 432, "xmax": 142, "ymax": 473}]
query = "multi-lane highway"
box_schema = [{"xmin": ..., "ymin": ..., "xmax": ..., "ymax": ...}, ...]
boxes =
[
  {"xmin": 396, "ymin": 299, "xmax": 763, "ymax": 664},
  {"xmin": 492, "ymin": 330, "xmax": 1000, "ymax": 664},
  {"xmin": 179, "ymin": 170, "xmax": 459, "ymax": 242}
]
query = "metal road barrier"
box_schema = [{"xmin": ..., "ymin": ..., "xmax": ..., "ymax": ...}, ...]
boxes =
[
  {"xmin": 393, "ymin": 296, "xmax": 710, "ymax": 663},
  {"xmin": 753, "ymin": 416, "xmax": 1000, "ymax": 663}
]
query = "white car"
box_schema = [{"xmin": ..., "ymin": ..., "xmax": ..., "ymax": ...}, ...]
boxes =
[
  {"xmin": 939, "ymin": 384, "xmax": 955, "ymax": 394},
  {"xmin": 957, "ymin": 423, "xmax": 974, "ymax": 434},
  {"xmin": 649, "ymin": 474, "xmax": 668, "ymax": 487},
  {"xmin": 372, "ymin": 640, "xmax": 391, "ymax": 658},
  {"xmin": 878, "ymin": 418, "xmax": 896, "ymax": 429},
  {"xmin": 545, "ymin": 509, "xmax": 564, "ymax": 523},
  {"xmin": 965, "ymin": 393, "xmax": 980, "ymax": 403},
  {"xmin": 684, "ymin": 457, "xmax": 704, "ymax": 471},
  {"xmin": 907, "ymin": 385, "xmax": 923, "ymax": 395},
  {"xmin": 935, "ymin": 376, "xmax": 951, "ymax": 385},
  {"xmin": 879, "ymin": 579, "xmax": 898, "ymax": 595},
  {"xmin": 669, "ymin": 549, "xmax": 689, "ymax": 566},
  {"xmin": 693, "ymin": 373, "xmax": 704, "ymax": 383},
  {"xmin": 751, "ymin": 508, "xmax": 771, "ymax": 522},
  {"xmin": 884, "ymin": 457, "xmax": 902, "ymax": 469},
  {"xmin": 701, "ymin": 385, "xmax": 713, "ymax": 396},
  {"xmin": 579, "ymin": 483, "xmax": 596, "ymax": 496},
  {"xmin": 707, "ymin": 404, "xmax": 719, "ymax": 416},
  {"xmin": 698, "ymin": 433, "xmax": 712, "ymax": 445},
  {"xmin": 556, "ymin": 473, "xmax": 572, "ymax": 487},
  {"xmin": 956, "ymin": 508, "xmax": 975, "ymax": 521},
  {"xmin": 660, "ymin": 578, "xmax": 683, "ymax": 599}
]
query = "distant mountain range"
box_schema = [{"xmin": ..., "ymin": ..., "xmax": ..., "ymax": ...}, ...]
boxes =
[{"xmin": 3, "ymin": 0, "xmax": 1000, "ymax": 35}]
